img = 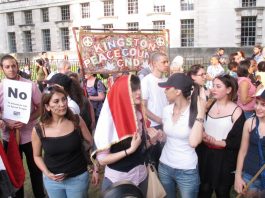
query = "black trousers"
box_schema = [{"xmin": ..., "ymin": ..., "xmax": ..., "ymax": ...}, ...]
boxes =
[
  {"xmin": 198, "ymin": 183, "xmax": 231, "ymax": 198},
  {"xmin": 3, "ymin": 141, "xmax": 45, "ymax": 198}
]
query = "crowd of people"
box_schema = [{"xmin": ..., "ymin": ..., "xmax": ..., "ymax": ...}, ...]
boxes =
[{"xmin": 0, "ymin": 45, "xmax": 265, "ymax": 198}]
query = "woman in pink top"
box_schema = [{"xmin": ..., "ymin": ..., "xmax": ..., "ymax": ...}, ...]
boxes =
[{"xmin": 237, "ymin": 60, "xmax": 256, "ymax": 119}]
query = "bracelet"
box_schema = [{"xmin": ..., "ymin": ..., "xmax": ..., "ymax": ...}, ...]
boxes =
[
  {"xmin": 195, "ymin": 118, "xmax": 204, "ymax": 123},
  {"xmin": 124, "ymin": 149, "xmax": 128, "ymax": 156}
]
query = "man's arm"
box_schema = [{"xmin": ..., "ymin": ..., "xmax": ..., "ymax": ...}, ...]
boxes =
[{"xmin": 143, "ymin": 100, "xmax": 162, "ymax": 125}]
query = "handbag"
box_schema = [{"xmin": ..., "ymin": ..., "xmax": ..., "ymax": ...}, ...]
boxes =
[{"xmin": 146, "ymin": 163, "xmax": 166, "ymax": 198}]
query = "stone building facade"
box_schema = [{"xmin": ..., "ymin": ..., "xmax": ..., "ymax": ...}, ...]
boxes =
[{"xmin": 0, "ymin": 0, "xmax": 264, "ymax": 60}]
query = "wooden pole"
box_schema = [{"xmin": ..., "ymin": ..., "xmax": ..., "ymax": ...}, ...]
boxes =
[
  {"xmin": 15, "ymin": 129, "xmax": 20, "ymax": 144},
  {"xmin": 236, "ymin": 163, "xmax": 265, "ymax": 198}
]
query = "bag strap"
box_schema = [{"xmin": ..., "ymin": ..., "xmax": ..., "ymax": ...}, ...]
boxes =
[{"xmin": 35, "ymin": 123, "xmax": 44, "ymax": 138}]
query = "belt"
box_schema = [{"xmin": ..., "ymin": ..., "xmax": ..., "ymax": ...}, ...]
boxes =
[{"xmin": 205, "ymin": 143, "xmax": 225, "ymax": 150}]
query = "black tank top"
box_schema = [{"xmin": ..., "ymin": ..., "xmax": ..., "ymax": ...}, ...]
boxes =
[{"xmin": 36, "ymin": 125, "xmax": 87, "ymax": 177}]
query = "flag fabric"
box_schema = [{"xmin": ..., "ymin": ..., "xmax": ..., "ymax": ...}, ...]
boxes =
[
  {"xmin": 92, "ymin": 75, "xmax": 139, "ymax": 157},
  {"xmin": 5, "ymin": 130, "xmax": 25, "ymax": 188}
]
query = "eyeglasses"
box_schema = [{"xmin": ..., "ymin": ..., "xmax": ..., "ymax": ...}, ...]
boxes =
[{"xmin": 195, "ymin": 73, "xmax": 206, "ymax": 77}]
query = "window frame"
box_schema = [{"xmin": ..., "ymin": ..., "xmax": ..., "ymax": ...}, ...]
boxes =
[
  {"xmin": 127, "ymin": 22, "xmax": 139, "ymax": 30},
  {"xmin": 181, "ymin": 19, "xmax": 194, "ymax": 47},
  {"xmin": 7, "ymin": 12, "xmax": 15, "ymax": 26},
  {"xmin": 104, "ymin": 0, "xmax": 114, "ymax": 17},
  {"xmin": 180, "ymin": 0, "xmax": 194, "ymax": 11},
  {"xmin": 61, "ymin": 28, "xmax": 70, "ymax": 50},
  {"xmin": 153, "ymin": 20, "xmax": 165, "ymax": 30},
  {"xmin": 24, "ymin": 31, "xmax": 32, "ymax": 52},
  {"xmin": 241, "ymin": 16, "xmax": 257, "ymax": 46},
  {"xmin": 24, "ymin": 10, "xmax": 33, "ymax": 25},
  {"xmin": 42, "ymin": 8, "xmax": 49, "ymax": 22},
  {"xmin": 128, "ymin": 0, "xmax": 138, "ymax": 14},
  {"xmin": 8, "ymin": 32, "xmax": 17, "ymax": 53},
  {"xmin": 61, "ymin": 5, "xmax": 70, "ymax": 21},
  {"xmin": 81, "ymin": 2, "xmax": 90, "ymax": 18},
  {"xmin": 42, "ymin": 29, "xmax": 51, "ymax": 51},
  {"xmin": 242, "ymin": 0, "xmax": 256, "ymax": 7}
]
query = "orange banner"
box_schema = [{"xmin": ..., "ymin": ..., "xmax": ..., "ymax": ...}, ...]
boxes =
[{"xmin": 78, "ymin": 30, "xmax": 169, "ymax": 73}]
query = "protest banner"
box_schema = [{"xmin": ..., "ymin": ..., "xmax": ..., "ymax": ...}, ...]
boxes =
[
  {"xmin": 2, "ymin": 79, "xmax": 32, "ymax": 124},
  {"xmin": 74, "ymin": 28, "xmax": 169, "ymax": 74}
]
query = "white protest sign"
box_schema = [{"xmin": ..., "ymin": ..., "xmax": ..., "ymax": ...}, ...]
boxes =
[{"xmin": 3, "ymin": 79, "xmax": 32, "ymax": 124}]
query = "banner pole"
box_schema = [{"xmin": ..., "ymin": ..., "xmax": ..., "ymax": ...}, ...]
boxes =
[{"xmin": 72, "ymin": 27, "xmax": 88, "ymax": 97}]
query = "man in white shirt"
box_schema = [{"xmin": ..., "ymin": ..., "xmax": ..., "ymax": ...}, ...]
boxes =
[{"xmin": 141, "ymin": 51, "xmax": 169, "ymax": 168}]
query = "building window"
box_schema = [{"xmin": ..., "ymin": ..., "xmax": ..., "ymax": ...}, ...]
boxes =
[
  {"xmin": 61, "ymin": 5, "xmax": 70, "ymax": 21},
  {"xmin": 8, "ymin": 32, "xmax": 16, "ymax": 52},
  {"xmin": 128, "ymin": 0, "xmax": 138, "ymax": 14},
  {"xmin": 154, "ymin": 5, "xmax": 165, "ymax": 13},
  {"xmin": 24, "ymin": 10, "xmax": 33, "ymax": 24},
  {"xmin": 81, "ymin": 3, "xmax": 90, "ymax": 18},
  {"xmin": 241, "ymin": 16, "xmax": 256, "ymax": 46},
  {"xmin": 24, "ymin": 31, "xmax": 32, "ymax": 52},
  {"xmin": 7, "ymin": 12, "xmax": 14, "ymax": 26},
  {"xmin": 104, "ymin": 0, "xmax": 114, "ymax": 16},
  {"xmin": 42, "ymin": 29, "xmax": 51, "ymax": 51},
  {"xmin": 61, "ymin": 28, "xmax": 70, "ymax": 50},
  {"xmin": 181, "ymin": 0, "xmax": 194, "ymax": 11},
  {"xmin": 181, "ymin": 19, "xmax": 194, "ymax": 47},
  {"xmin": 153, "ymin": 20, "xmax": 165, "ymax": 29},
  {"xmin": 42, "ymin": 8, "xmax": 49, "ymax": 22},
  {"xmin": 242, "ymin": 0, "xmax": 256, "ymax": 7},
  {"xmin": 103, "ymin": 24, "xmax": 113, "ymax": 31},
  {"xmin": 127, "ymin": 22, "xmax": 139, "ymax": 30}
]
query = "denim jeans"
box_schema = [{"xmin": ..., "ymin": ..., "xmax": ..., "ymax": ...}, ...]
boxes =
[
  {"xmin": 158, "ymin": 162, "xmax": 200, "ymax": 198},
  {"xmin": 43, "ymin": 171, "xmax": 89, "ymax": 198},
  {"xmin": 243, "ymin": 172, "xmax": 263, "ymax": 191}
]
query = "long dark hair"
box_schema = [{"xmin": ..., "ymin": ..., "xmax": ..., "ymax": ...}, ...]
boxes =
[
  {"xmin": 214, "ymin": 74, "xmax": 238, "ymax": 101},
  {"xmin": 40, "ymin": 86, "xmax": 78, "ymax": 127},
  {"xmin": 187, "ymin": 64, "xmax": 204, "ymax": 77},
  {"xmin": 189, "ymin": 83, "xmax": 200, "ymax": 128}
]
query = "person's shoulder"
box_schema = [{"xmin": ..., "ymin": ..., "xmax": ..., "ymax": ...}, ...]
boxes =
[{"xmin": 164, "ymin": 103, "xmax": 174, "ymax": 112}]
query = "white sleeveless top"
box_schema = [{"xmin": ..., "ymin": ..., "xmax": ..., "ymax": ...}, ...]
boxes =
[
  {"xmin": 160, "ymin": 104, "xmax": 198, "ymax": 169},
  {"xmin": 204, "ymin": 110, "xmax": 236, "ymax": 140}
]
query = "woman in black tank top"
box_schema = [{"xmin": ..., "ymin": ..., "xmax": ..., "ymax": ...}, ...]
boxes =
[{"xmin": 31, "ymin": 85, "xmax": 93, "ymax": 198}]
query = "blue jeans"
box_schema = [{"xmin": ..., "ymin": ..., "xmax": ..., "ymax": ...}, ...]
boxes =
[
  {"xmin": 158, "ymin": 162, "xmax": 200, "ymax": 198},
  {"xmin": 243, "ymin": 172, "xmax": 263, "ymax": 191},
  {"xmin": 43, "ymin": 171, "xmax": 89, "ymax": 198}
]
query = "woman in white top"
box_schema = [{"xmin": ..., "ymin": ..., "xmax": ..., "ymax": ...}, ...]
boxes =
[
  {"xmin": 197, "ymin": 74, "xmax": 245, "ymax": 198},
  {"xmin": 158, "ymin": 73, "xmax": 206, "ymax": 198}
]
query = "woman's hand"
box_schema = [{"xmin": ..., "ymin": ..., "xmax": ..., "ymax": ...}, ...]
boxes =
[
  {"xmin": 91, "ymin": 170, "xmax": 100, "ymax": 186},
  {"xmin": 234, "ymin": 174, "xmax": 246, "ymax": 194},
  {"xmin": 5, "ymin": 120, "xmax": 24, "ymax": 130},
  {"xmin": 127, "ymin": 133, "xmax": 142, "ymax": 155},
  {"xmin": 45, "ymin": 171, "xmax": 65, "ymax": 182}
]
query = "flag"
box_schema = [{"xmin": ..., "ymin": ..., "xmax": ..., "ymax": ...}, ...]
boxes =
[
  {"xmin": 5, "ymin": 130, "xmax": 25, "ymax": 188},
  {"xmin": 93, "ymin": 75, "xmax": 137, "ymax": 152}
]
